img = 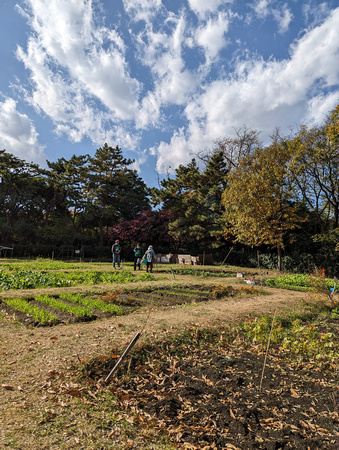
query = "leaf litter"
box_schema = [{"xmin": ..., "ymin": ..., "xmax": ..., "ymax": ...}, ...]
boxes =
[
  {"xmin": 42, "ymin": 323, "xmax": 339, "ymax": 449},
  {"xmin": 1, "ymin": 284, "xmax": 338, "ymax": 449}
]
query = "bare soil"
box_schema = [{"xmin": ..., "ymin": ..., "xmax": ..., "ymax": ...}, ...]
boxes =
[{"xmin": 1, "ymin": 277, "xmax": 338, "ymax": 449}]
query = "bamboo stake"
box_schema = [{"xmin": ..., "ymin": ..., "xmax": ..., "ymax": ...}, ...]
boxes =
[
  {"xmin": 104, "ymin": 332, "xmax": 141, "ymax": 384},
  {"xmin": 259, "ymin": 311, "xmax": 276, "ymax": 393}
]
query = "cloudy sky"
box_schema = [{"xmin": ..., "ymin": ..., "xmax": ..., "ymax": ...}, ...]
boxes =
[{"xmin": 0, "ymin": 0, "xmax": 338, "ymax": 187}]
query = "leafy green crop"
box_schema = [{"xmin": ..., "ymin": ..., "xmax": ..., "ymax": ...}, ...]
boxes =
[
  {"xmin": 168, "ymin": 268, "xmax": 235, "ymax": 278},
  {"xmin": 0, "ymin": 270, "xmax": 71, "ymax": 290},
  {"xmin": 242, "ymin": 315, "xmax": 338, "ymax": 365},
  {"xmin": 282, "ymin": 320, "xmax": 337, "ymax": 362},
  {"xmin": 265, "ymin": 274, "xmax": 338, "ymax": 292},
  {"xmin": 135, "ymin": 273, "xmax": 155, "ymax": 281},
  {"xmin": 265, "ymin": 274, "xmax": 309, "ymax": 289},
  {"xmin": 0, "ymin": 268, "xmax": 152, "ymax": 290},
  {"xmin": 34, "ymin": 294, "xmax": 93, "ymax": 317},
  {"xmin": 61, "ymin": 293, "xmax": 122, "ymax": 315},
  {"xmin": 3, "ymin": 298, "xmax": 58, "ymax": 324},
  {"xmin": 0, "ymin": 259, "xmax": 113, "ymax": 272}
]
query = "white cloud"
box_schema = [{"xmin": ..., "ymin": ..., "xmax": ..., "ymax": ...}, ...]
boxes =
[
  {"xmin": 134, "ymin": 13, "xmax": 201, "ymax": 127},
  {"xmin": 195, "ymin": 12, "xmax": 230, "ymax": 61},
  {"xmin": 253, "ymin": 0, "xmax": 293, "ymax": 33},
  {"xmin": 0, "ymin": 97, "xmax": 46, "ymax": 166},
  {"xmin": 9, "ymin": 0, "xmax": 339, "ymax": 180},
  {"xmin": 122, "ymin": 0, "xmax": 163, "ymax": 23},
  {"xmin": 152, "ymin": 7, "xmax": 339, "ymax": 173},
  {"xmin": 253, "ymin": 0, "xmax": 271, "ymax": 18},
  {"xmin": 285, "ymin": 8, "xmax": 339, "ymax": 87},
  {"xmin": 151, "ymin": 128, "xmax": 193, "ymax": 174},
  {"xmin": 302, "ymin": 2, "xmax": 332, "ymax": 27},
  {"xmin": 306, "ymin": 92, "xmax": 339, "ymax": 126},
  {"xmin": 273, "ymin": 5, "xmax": 293, "ymax": 33},
  {"xmin": 17, "ymin": 0, "xmax": 141, "ymax": 127},
  {"xmin": 188, "ymin": 0, "xmax": 233, "ymax": 18}
]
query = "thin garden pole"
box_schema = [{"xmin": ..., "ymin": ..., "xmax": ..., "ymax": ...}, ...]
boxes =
[
  {"xmin": 259, "ymin": 311, "xmax": 276, "ymax": 393},
  {"xmin": 104, "ymin": 332, "xmax": 141, "ymax": 384},
  {"xmin": 221, "ymin": 246, "xmax": 234, "ymax": 267}
]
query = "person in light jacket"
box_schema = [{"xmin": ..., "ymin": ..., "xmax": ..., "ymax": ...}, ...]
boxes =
[{"xmin": 144, "ymin": 245, "xmax": 155, "ymax": 273}]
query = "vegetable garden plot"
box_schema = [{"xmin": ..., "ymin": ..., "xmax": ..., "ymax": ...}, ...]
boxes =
[
  {"xmin": 77, "ymin": 322, "xmax": 339, "ymax": 450},
  {"xmin": 266, "ymin": 274, "xmax": 339, "ymax": 292},
  {"xmin": 130, "ymin": 285, "xmax": 213, "ymax": 307},
  {"xmin": 130, "ymin": 284, "xmax": 264, "ymax": 307},
  {"xmin": 167, "ymin": 268, "xmax": 236, "ymax": 278},
  {"xmin": 0, "ymin": 293, "xmax": 124, "ymax": 327},
  {"xmin": 0, "ymin": 284, "xmax": 266, "ymax": 326},
  {"xmin": 0, "ymin": 268, "xmax": 154, "ymax": 290},
  {"xmin": 0, "ymin": 298, "xmax": 59, "ymax": 325}
]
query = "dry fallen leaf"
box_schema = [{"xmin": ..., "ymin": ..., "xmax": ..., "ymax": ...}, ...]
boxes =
[
  {"xmin": 230, "ymin": 408, "xmax": 236, "ymax": 420},
  {"xmin": 65, "ymin": 388, "xmax": 82, "ymax": 397},
  {"xmin": 290, "ymin": 387, "xmax": 300, "ymax": 398},
  {"xmin": 65, "ymin": 420, "xmax": 77, "ymax": 428}
]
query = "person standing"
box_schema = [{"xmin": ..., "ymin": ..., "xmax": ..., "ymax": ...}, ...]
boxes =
[
  {"xmin": 144, "ymin": 245, "xmax": 156, "ymax": 273},
  {"xmin": 112, "ymin": 239, "xmax": 121, "ymax": 269},
  {"xmin": 133, "ymin": 243, "xmax": 142, "ymax": 270}
]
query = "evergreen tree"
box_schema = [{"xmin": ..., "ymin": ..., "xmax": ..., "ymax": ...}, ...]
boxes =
[{"xmin": 84, "ymin": 144, "xmax": 150, "ymax": 246}]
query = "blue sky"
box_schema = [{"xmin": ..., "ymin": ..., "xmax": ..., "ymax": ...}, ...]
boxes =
[{"xmin": 0, "ymin": 0, "xmax": 338, "ymax": 188}]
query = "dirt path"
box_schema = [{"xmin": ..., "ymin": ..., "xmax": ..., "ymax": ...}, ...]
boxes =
[
  {"xmin": 1, "ymin": 287, "xmax": 305, "ymax": 381},
  {"xmin": 0, "ymin": 285, "xmax": 307, "ymax": 448}
]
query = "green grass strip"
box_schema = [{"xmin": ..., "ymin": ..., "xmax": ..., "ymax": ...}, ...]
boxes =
[
  {"xmin": 3, "ymin": 298, "xmax": 58, "ymax": 324},
  {"xmin": 61, "ymin": 293, "xmax": 122, "ymax": 315},
  {"xmin": 34, "ymin": 294, "xmax": 93, "ymax": 317}
]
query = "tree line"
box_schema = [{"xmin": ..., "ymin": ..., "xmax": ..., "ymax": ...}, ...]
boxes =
[{"xmin": 1, "ymin": 105, "xmax": 338, "ymax": 272}]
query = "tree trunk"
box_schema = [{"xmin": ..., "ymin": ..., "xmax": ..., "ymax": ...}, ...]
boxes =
[{"xmin": 277, "ymin": 246, "xmax": 282, "ymax": 271}]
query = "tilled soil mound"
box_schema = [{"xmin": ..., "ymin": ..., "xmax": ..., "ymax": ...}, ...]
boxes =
[{"xmin": 83, "ymin": 328, "xmax": 339, "ymax": 449}]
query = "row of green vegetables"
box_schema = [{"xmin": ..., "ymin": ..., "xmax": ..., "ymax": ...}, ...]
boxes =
[
  {"xmin": 1, "ymin": 267, "xmax": 337, "ymax": 293},
  {"xmin": 0, "ymin": 267, "xmax": 233, "ymax": 290},
  {"xmin": 2, "ymin": 287, "xmax": 209, "ymax": 325},
  {"xmin": 0, "ymin": 260, "xmax": 93, "ymax": 272},
  {"xmin": 167, "ymin": 268, "xmax": 235, "ymax": 278},
  {"xmin": 265, "ymin": 274, "xmax": 338, "ymax": 291},
  {"xmin": 1, "ymin": 293, "xmax": 123, "ymax": 324},
  {"xmin": 0, "ymin": 269, "xmax": 155, "ymax": 290}
]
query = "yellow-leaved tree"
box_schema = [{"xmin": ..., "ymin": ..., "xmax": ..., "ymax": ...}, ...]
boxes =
[{"xmin": 222, "ymin": 136, "xmax": 305, "ymax": 270}]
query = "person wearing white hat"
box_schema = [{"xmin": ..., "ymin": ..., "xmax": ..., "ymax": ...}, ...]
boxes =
[{"xmin": 144, "ymin": 245, "xmax": 156, "ymax": 273}]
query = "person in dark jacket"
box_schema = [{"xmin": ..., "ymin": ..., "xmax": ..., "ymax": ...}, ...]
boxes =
[
  {"xmin": 133, "ymin": 243, "xmax": 142, "ymax": 270},
  {"xmin": 112, "ymin": 239, "xmax": 121, "ymax": 269}
]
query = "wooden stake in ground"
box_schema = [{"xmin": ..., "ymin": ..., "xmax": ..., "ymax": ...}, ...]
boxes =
[
  {"xmin": 259, "ymin": 311, "xmax": 276, "ymax": 392},
  {"xmin": 220, "ymin": 246, "xmax": 234, "ymax": 267},
  {"xmin": 104, "ymin": 332, "xmax": 141, "ymax": 384}
]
